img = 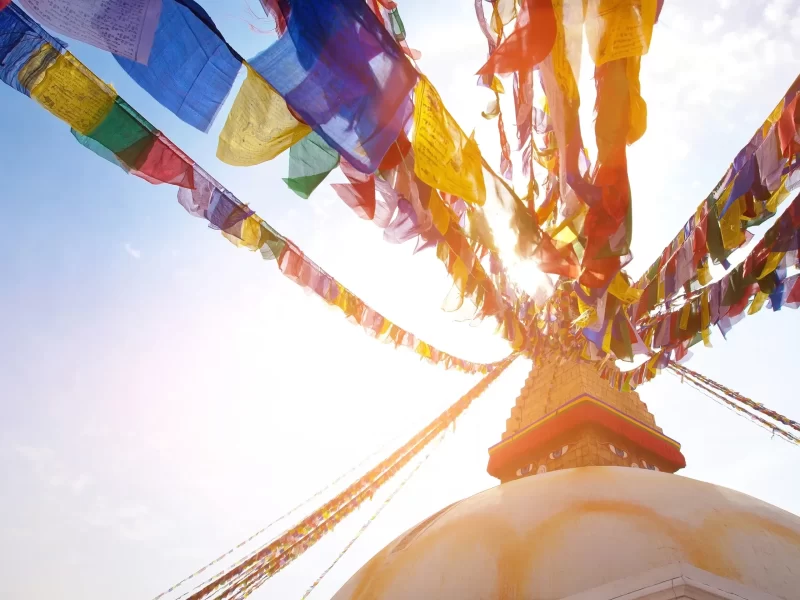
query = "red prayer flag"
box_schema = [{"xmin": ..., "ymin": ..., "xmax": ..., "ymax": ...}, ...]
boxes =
[
  {"xmin": 332, "ymin": 160, "xmax": 377, "ymax": 220},
  {"xmin": 476, "ymin": 0, "xmax": 556, "ymax": 76},
  {"xmin": 778, "ymin": 95, "xmax": 799, "ymax": 157},
  {"xmin": 131, "ymin": 134, "xmax": 194, "ymax": 188}
]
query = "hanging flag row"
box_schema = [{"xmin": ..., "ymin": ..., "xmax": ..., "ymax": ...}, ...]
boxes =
[
  {"xmin": 669, "ymin": 361, "xmax": 800, "ymax": 435},
  {"xmin": 0, "ymin": 2, "xmax": 504, "ymax": 375},
  {"xmin": 634, "ymin": 75, "xmax": 800, "ymax": 315},
  {"xmin": 4, "ymin": 0, "xmax": 580, "ymax": 356},
  {"xmin": 634, "ymin": 190, "xmax": 800, "ymax": 359},
  {"xmin": 567, "ymin": 76, "xmax": 800, "ymax": 365},
  {"xmin": 180, "ymin": 355, "xmax": 516, "ymax": 600},
  {"xmin": 474, "ymin": 0, "xmax": 664, "ymax": 291},
  {"xmin": 591, "ymin": 188, "xmax": 800, "ymax": 393},
  {"xmin": 14, "ymin": 0, "xmax": 416, "ymax": 169},
  {"xmin": 590, "ymin": 197, "xmax": 800, "ymax": 392},
  {"xmin": 299, "ymin": 433, "xmax": 445, "ymax": 600}
]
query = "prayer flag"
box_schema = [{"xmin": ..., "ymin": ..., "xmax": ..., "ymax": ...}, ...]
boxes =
[
  {"xmin": 477, "ymin": 0, "xmax": 556, "ymax": 76},
  {"xmin": 29, "ymin": 50, "xmax": 116, "ymax": 135},
  {"xmin": 217, "ymin": 65, "xmax": 310, "ymax": 167},
  {"xmin": 585, "ymin": 0, "xmax": 658, "ymax": 65},
  {"xmin": 412, "ymin": 77, "xmax": 486, "ymax": 206},
  {"xmin": 0, "ymin": 2, "xmax": 63, "ymax": 96},
  {"xmin": 283, "ymin": 132, "xmax": 340, "ymax": 199},
  {"xmin": 250, "ymin": 0, "xmax": 418, "ymax": 174},
  {"xmin": 114, "ymin": 0, "xmax": 242, "ymax": 132},
  {"xmin": 17, "ymin": 0, "xmax": 161, "ymax": 64}
]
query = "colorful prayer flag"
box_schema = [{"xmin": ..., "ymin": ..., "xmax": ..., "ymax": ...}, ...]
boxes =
[
  {"xmin": 217, "ymin": 65, "xmax": 310, "ymax": 167},
  {"xmin": 17, "ymin": 0, "xmax": 161, "ymax": 64},
  {"xmin": 250, "ymin": 0, "xmax": 418, "ymax": 174},
  {"xmin": 412, "ymin": 77, "xmax": 486, "ymax": 206},
  {"xmin": 114, "ymin": 0, "xmax": 242, "ymax": 132}
]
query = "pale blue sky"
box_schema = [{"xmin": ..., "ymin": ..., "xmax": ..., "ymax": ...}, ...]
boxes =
[{"xmin": 0, "ymin": 1, "xmax": 798, "ymax": 599}]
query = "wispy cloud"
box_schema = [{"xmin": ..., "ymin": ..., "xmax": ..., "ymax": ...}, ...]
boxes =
[
  {"xmin": 83, "ymin": 497, "xmax": 173, "ymax": 542},
  {"xmin": 765, "ymin": 0, "xmax": 791, "ymax": 24},
  {"xmin": 702, "ymin": 14, "xmax": 724, "ymax": 35},
  {"xmin": 124, "ymin": 242, "xmax": 141, "ymax": 259},
  {"xmin": 14, "ymin": 444, "xmax": 53, "ymax": 465},
  {"xmin": 71, "ymin": 474, "xmax": 92, "ymax": 495}
]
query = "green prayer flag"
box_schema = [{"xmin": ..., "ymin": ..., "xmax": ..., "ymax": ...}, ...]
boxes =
[{"xmin": 283, "ymin": 131, "xmax": 340, "ymax": 199}]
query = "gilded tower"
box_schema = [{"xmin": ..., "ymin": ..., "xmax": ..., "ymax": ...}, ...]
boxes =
[{"xmin": 487, "ymin": 356, "xmax": 686, "ymax": 482}]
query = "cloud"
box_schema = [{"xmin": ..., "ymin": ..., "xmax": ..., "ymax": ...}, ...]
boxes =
[
  {"xmin": 764, "ymin": 0, "xmax": 791, "ymax": 24},
  {"xmin": 71, "ymin": 474, "xmax": 92, "ymax": 495},
  {"xmin": 14, "ymin": 444, "xmax": 53, "ymax": 465},
  {"xmin": 124, "ymin": 243, "xmax": 141, "ymax": 259},
  {"xmin": 702, "ymin": 14, "xmax": 724, "ymax": 35},
  {"xmin": 82, "ymin": 497, "xmax": 174, "ymax": 543}
]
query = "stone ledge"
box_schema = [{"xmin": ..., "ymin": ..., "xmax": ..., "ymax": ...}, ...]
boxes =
[{"xmin": 561, "ymin": 563, "xmax": 782, "ymax": 600}]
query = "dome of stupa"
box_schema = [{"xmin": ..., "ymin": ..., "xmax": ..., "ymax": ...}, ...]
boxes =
[{"xmin": 332, "ymin": 467, "xmax": 800, "ymax": 600}]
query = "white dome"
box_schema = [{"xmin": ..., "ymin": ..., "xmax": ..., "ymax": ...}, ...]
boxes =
[{"xmin": 332, "ymin": 467, "xmax": 800, "ymax": 600}]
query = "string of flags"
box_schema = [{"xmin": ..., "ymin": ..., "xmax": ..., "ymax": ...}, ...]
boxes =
[
  {"xmin": 634, "ymin": 191, "xmax": 800, "ymax": 361},
  {"xmin": 666, "ymin": 363, "xmax": 799, "ymax": 445},
  {"xmin": 592, "ymin": 184, "xmax": 800, "ymax": 393},
  {"xmin": 0, "ymin": 1, "xmax": 505, "ymax": 375},
  {"xmin": 3, "ymin": 3, "xmax": 799, "ymax": 598},
  {"xmin": 669, "ymin": 361, "xmax": 800, "ymax": 438},
  {"xmin": 151, "ymin": 442, "xmax": 397, "ymax": 600},
  {"xmin": 474, "ymin": 0, "xmax": 661, "ymax": 296},
  {"xmin": 633, "ymin": 75, "xmax": 800, "ymax": 316},
  {"xmin": 2, "ymin": 0, "xmax": 587, "ymax": 360},
  {"xmin": 563, "ymin": 78, "xmax": 800, "ymax": 369},
  {"xmin": 299, "ymin": 433, "xmax": 446, "ymax": 599},
  {"xmin": 7, "ymin": 0, "xmax": 799, "ymax": 381},
  {"xmin": 179, "ymin": 355, "xmax": 515, "ymax": 600}
]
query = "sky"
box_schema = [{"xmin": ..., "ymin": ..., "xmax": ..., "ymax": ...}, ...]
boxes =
[{"xmin": 0, "ymin": 1, "xmax": 799, "ymax": 599}]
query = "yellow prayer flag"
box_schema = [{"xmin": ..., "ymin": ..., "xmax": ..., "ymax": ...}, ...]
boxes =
[
  {"xmin": 217, "ymin": 65, "xmax": 310, "ymax": 167},
  {"xmin": 601, "ymin": 321, "xmax": 613, "ymax": 353},
  {"xmin": 29, "ymin": 50, "xmax": 115, "ymax": 135},
  {"xmin": 766, "ymin": 180, "xmax": 790, "ymax": 214},
  {"xmin": 412, "ymin": 77, "xmax": 486, "ymax": 206},
  {"xmin": 700, "ymin": 289, "xmax": 711, "ymax": 347},
  {"xmin": 748, "ymin": 291, "xmax": 769, "ymax": 316},
  {"xmin": 378, "ymin": 318, "xmax": 392, "ymax": 338},
  {"xmin": 585, "ymin": 0, "xmax": 657, "ymax": 65},
  {"xmin": 715, "ymin": 186, "xmax": 745, "ymax": 250},
  {"xmin": 511, "ymin": 319, "xmax": 524, "ymax": 351},
  {"xmin": 767, "ymin": 99, "xmax": 785, "ymax": 127},
  {"xmin": 490, "ymin": 76, "xmax": 505, "ymax": 95},
  {"xmin": 222, "ymin": 215, "xmax": 267, "ymax": 251},
  {"xmin": 416, "ymin": 341, "xmax": 433, "ymax": 359},
  {"xmin": 573, "ymin": 308, "xmax": 597, "ymax": 328},
  {"xmin": 551, "ymin": 0, "xmax": 584, "ymax": 102},
  {"xmin": 644, "ymin": 324, "xmax": 655, "ymax": 347},
  {"xmin": 626, "ymin": 56, "xmax": 647, "ymax": 144},
  {"xmin": 760, "ymin": 252, "xmax": 786, "ymax": 279},
  {"xmin": 679, "ymin": 302, "xmax": 690, "ymax": 330},
  {"xmin": 429, "ymin": 192, "xmax": 451, "ymax": 235},
  {"xmin": 452, "ymin": 257, "xmax": 469, "ymax": 294},
  {"xmin": 553, "ymin": 224, "xmax": 579, "ymax": 245},
  {"xmin": 608, "ymin": 272, "xmax": 643, "ymax": 304},
  {"xmin": 697, "ymin": 262, "xmax": 712, "ymax": 286}
]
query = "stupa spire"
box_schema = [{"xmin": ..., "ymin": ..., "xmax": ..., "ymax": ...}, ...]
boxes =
[{"xmin": 487, "ymin": 355, "xmax": 686, "ymax": 482}]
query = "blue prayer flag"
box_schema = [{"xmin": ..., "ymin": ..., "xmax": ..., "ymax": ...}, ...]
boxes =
[
  {"xmin": 114, "ymin": 0, "xmax": 242, "ymax": 132},
  {"xmin": 250, "ymin": 0, "xmax": 418, "ymax": 174},
  {"xmin": 0, "ymin": 3, "xmax": 64, "ymax": 96}
]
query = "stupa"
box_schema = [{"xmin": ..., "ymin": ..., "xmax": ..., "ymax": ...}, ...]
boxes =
[{"xmin": 331, "ymin": 357, "xmax": 800, "ymax": 600}]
